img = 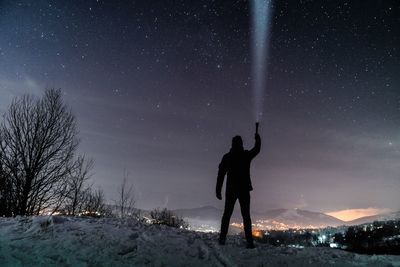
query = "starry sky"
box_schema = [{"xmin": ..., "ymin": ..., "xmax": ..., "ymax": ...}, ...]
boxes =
[{"xmin": 0, "ymin": 0, "xmax": 399, "ymax": 216}]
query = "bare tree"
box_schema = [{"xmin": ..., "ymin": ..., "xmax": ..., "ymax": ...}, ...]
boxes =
[
  {"xmin": 115, "ymin": 169, "xmax": 135, "ymax": 218},
  {"xmin": 0, "ymin": 89, "xmax": 78, "ymax": 215},
  {"xmin": 0, "ymin": 131, "xmax": 19, "ymax": 216},
  {"xmin": 65, "ymin": 155, "xmax": 94, "ymax": 215},
  {"xmin": 150, "ymin": 208, "xmax": 188, "ymax": 229},
  {"xmin": 83, "ymin": 187, "xmax": 107, "ymax": 216},
  {"xmin": 0, "ymin": 146, "xmax": 11, "ymax": 216}
]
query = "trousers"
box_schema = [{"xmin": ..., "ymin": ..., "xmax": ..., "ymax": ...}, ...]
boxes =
[{"xmin": 219, "ymin": 191, "xmax": 253, "ymax": 243}]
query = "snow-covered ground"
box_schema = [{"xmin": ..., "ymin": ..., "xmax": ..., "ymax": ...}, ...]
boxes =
[{"xmin": 0, "ymin": 216, "xmax": 399, "ymax": 267}]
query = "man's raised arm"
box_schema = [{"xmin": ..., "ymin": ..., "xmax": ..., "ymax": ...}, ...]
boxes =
[{"xmin": 249, "ymin": 133, "xmax": 261, "ymax": 159}]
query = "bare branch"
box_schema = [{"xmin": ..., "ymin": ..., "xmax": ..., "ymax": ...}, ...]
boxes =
[{"xmin": 0, "ymin": 89, "xmax": 78, "ymax": 216}]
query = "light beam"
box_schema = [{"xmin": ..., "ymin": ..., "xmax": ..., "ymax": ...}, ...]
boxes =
[{"xmin": 251, "ymin": 0, "xmax": 274, "ymax": 122}]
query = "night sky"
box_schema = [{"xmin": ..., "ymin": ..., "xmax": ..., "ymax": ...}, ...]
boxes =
[{"xmin": 1, "ymin": 0, "xmax": 399, "ymax": 218}]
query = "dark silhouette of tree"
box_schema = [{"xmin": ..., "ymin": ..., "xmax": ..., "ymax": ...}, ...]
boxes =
[
  {"xmin": 345, "ymin": 226, "xmax": 358, "ymax": 250},
  {"xmin": 333, "ymin": 232, "xmax": 345, "ymax": 244},
  {"xmin": 338, "ymin": 220, "xmax": 400, "ymax": 254},
  {"xmin": 150, "ymin": 208, "xmax": 188, "ymax": 229},
  {"xmin": 115, "ymin": 169, "xmax": 136, "ymax": 218},
  {"xmin": 65, "ymin": 155, "xmax": 94, "ymax": 215},
  {"xmin": 0, "ymin": 126, "xmax": 20, "ymax": 216},
  {"xmin": 83, "ymin": 187, "xmax": 108, "ymax": 216},
  {"xmin": 0, "ymin": 89, "xmax": 78, "ymax": 215},
  {"xmin": 0, "ymin": 149, "xmax": 13, "ymax": 216}
]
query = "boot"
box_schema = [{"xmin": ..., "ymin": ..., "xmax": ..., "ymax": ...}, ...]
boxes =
[{"xmin": 246, "ymin": 242, "xmax": 255, "ymax": 249}]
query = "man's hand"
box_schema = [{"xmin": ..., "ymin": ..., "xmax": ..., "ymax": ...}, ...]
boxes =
[{"xmin": 216, "ymin": 191, "xmax": 222, "ymax": 200}]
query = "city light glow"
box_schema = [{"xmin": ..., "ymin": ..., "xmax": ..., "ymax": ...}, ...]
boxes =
[{"xmin": 326, "ymin": 208, "xmax": 391, "ymax": 222}]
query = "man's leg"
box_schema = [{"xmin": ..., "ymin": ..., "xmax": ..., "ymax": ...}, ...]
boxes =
[
  {"xmin": 238, "ymin": 191, "xmax": 254, "ymax": 247},
  {"xmin": 219, "ymin": 193, "xmax": 236, "ymax": 244}
]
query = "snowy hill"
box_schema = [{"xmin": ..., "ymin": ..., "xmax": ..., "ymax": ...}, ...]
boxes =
[
  {"xmin": 346, "ymin": 211, "xmax": 400, "ymax": 226},
  {"xmin": 1, "ymin": 216, "xmax": 399, "ymax": 267}
]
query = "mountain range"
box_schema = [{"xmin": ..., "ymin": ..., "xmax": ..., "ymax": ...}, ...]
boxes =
[
  {"xmin": 172, "ymin": 206, "xmax": 400, "ymax": 229},
  {"xmin": 345, "ymin": 211, "xmax": 400, "ymax": 226}
]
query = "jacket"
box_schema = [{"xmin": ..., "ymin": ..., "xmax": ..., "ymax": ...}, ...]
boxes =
[{"xmin": 216, "ymin": 135, "xmax": 261, "ymax": 194}]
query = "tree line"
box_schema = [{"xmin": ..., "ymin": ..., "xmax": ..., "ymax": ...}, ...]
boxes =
[
  {"xmin": 0, "ymin": 89, "xmax": 133, "ymax": 217},
  {"xmin": 334, "ymin": 220, "xmax": 400, "ymax": 255},
  {"xmin": 0, "ymin": 89, "xmax": 188, "ymax": 230}
]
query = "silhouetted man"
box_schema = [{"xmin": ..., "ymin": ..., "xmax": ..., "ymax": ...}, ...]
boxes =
[{"xmin": 216, "ymin": 133, "xmax": 261, "ymax": 248}]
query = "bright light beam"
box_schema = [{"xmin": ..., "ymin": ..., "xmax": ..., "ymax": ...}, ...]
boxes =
[{"xmin": 251, "ymin": 0, "xmax": 274, "ymax": 122}]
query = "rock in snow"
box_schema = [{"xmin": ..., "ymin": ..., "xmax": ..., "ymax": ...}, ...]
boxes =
[{"xmin": 0, "ymin": 216, "xmax": 399, "ymax": 267}]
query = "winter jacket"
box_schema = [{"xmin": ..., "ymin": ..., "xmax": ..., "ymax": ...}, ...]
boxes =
[{"xmin": 216, "ymin": 135, "xmax": 261, "ymax": 195}]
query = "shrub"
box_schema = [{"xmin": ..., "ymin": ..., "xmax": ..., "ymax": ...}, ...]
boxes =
[{"xmin": 150, "ymin": 208, "xmax": 188, "ymax": 229}]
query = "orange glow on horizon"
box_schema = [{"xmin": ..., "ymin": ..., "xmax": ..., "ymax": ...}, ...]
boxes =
[{"xmin": 326, "ymin": 208, "xmax": 390, "ymax": 222}]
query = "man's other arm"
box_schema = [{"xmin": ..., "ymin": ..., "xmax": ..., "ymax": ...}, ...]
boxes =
[{"xmin": 216, "ymin": 155, "xmax": 227, "ymax": 200}]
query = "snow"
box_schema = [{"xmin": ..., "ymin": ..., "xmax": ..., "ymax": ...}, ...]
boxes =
[{"xmin": 1, "ymin": 216, "xmax": 400, "ymax": 267}]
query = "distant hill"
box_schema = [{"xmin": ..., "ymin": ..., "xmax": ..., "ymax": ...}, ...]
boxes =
[
  {"xmin": 254, "ymin": 208, "xmax": 345, "ymax": 228},
  {"xmin": 173, "ymin": 206, "xmax": 345, "ymax": 229},
  {"xmin": 346, "ymin": 211, "xmax": 400, "ymax": 226},
  {"xmin": 167, "ymin": 206, "xmax": 400, "ymax": 230},
  {"xmin": 173, "ymin": 206, "xmax": 222, "ymax": 221}
]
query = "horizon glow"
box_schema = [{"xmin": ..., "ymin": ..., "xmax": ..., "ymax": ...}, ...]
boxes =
[{"xmin": 326, "ymin": 208, "xmax": 392, "ymax": 222}]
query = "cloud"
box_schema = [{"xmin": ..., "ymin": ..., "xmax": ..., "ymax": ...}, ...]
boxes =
[{"xmin": 0, "ymin": 74, "xmax": 44, "ymax": 112}]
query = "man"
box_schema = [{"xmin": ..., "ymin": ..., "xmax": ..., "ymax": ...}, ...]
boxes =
[{"xmin": 216, "ymin": 132, "xmax": 261, "ymax": 248}]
